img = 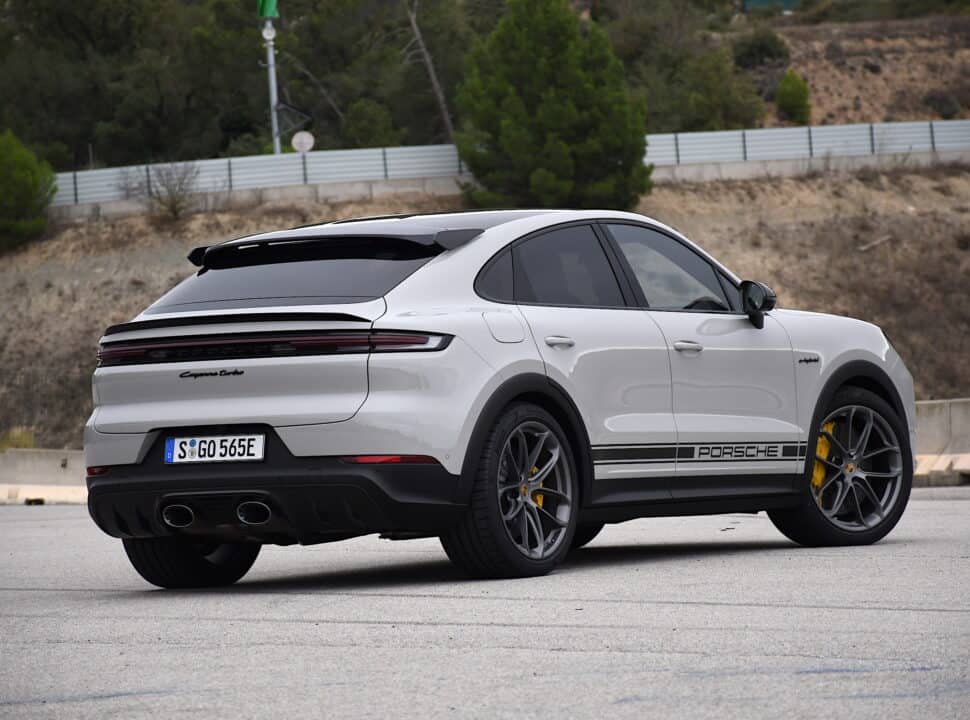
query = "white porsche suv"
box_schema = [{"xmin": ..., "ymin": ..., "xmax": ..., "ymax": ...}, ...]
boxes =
[{"xmin": 84, "ymin": 210, "xmax": 915, "ymax": 588}]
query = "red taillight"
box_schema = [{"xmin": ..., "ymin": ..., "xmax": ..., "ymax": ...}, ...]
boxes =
[
  {"xmin": 86, "ymin": 466, "xmax": 111, "ymax": 476},
  {"xmin": 339, "ymin": 455, "xmax": 439, "ymax": 464},
  {"xmin": 97, "ymin": 331, "xmax": 451, "ymax": 367}
]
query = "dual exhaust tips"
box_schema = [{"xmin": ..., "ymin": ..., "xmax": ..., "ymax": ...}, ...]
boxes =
[{"xmin": 160, "ymin": 500, "xmax": 272, "ymax": 529}]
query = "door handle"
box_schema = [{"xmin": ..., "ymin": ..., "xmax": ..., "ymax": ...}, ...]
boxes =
[
  {"xmin": 673, "ymin": 340, "xmax": 703, "ymax": 353},
  {"xmin": 544, "ymin": 335, "xmax": 575, "ymax": 348}
]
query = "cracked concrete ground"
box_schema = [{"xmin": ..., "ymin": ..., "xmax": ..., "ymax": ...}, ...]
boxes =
[{"xmin": 1, "ymin": 488, "xmax": 968, "ymax": 719}]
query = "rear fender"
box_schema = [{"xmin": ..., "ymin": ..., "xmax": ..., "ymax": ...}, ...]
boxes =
[{"xmin": 458, "ymin": 373, "xmax": 594, "ymax": 508}]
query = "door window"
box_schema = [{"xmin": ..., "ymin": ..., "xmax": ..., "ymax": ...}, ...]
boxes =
[
  {"xmin": 513, "ymin": 225, "xmax": 625, "ymax": 308},
  {"xmin": 607, "ymin": 224, "xmax": 730, "ymax": 311}
]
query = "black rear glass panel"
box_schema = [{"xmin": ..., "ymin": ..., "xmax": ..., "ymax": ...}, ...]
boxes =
[
  {"xmin": 147, "ymin": 238, "xmax": 435, "ymax": 314},
  {"xmin": 475, "ymin": 249, "xmax": 514, "ymax": 302}
]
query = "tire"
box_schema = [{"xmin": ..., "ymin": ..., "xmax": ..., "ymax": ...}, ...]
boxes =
[
  {"xmin": 123, "ymin": 537, "xmax": 261, "ymax": 589},
  {"xmin": 440, "ymin": 402, "xmax": 579, "ymax": 578},
  {"xmin": 570, "ymin": 523, "xmax": 604, "ymax": 551},
  {"xmin": 768, "ymin": 386, "xmax": 912, "ymax": 547}
]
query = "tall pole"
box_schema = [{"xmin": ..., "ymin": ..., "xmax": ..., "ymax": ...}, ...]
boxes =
[{"xmin": 262, "ymin": 19, "xmax": 281, "ymax": 155}]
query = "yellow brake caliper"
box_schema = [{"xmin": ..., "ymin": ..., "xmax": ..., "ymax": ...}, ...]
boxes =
[
  {"xmin": 812, "ymin": 421, "xmax": 836, "ymax": 492},
  {"xmin": 529, "ymin": 466, "xmax": 543, "ymax": 507}
]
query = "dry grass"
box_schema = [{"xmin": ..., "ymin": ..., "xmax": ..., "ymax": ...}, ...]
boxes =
[
  {"xmin": 769, "ymin": 17, "xmax": 970, "ymax": 125},
  {"xmin": 0, "ymin": 427, "xmax": 35, "ymax": 451}
]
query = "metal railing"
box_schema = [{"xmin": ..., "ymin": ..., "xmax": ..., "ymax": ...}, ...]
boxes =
[{"xmin": 52, "ymin": 119, "xmax": 970, "ymax": 207}]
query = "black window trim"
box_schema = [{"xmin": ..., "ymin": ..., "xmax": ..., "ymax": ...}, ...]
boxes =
[
  {"xmin": 595, "ymin": 219, "xmax": 746, "ymax": 316},
  {"xmin": 473, "ymin": 219, "xmax": 640, "ymax": 311}
]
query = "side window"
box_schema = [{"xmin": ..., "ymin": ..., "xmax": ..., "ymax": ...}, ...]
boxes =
[
  {"xmin": 607, "ymin": 224, "xmax": 730, "ymax": 311},
  {"xmin": 476, "ymin": 249, "xmax": 514, "ymax": 302},
  {"xmin": 513, "ymin": 225, "xmax": 625, "ymax": 308}
]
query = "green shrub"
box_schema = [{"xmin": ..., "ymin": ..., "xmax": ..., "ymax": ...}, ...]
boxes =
[
  {"xmin": 679, "ymin": 49, "xmax": 766, "ymax": 131},
  {"xmin": 455, "ymin": 0, "xmax": 650, "ymax": 210},
  {"xmin": 924, "ymin": 90, "xmax": 961, "ymax": 120},
  {"xmin": 733, "ymin": 26, "xmax": 790, "ymax": 69},
  {"xmin": 0, "ymin": 130, "xmax": 56, "ymax": 252},
  {"xmin": 775, "ymin": 69, "xmax": 811, "ymax": 124},
  {"xmin": 340, "ymin": 99, "xmax": 405, "ymax": 148}
]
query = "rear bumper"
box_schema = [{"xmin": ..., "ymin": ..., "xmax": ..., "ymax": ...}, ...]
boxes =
[{"xmin": 86, "ymin": 427, "xmax": 465, "ymax": 544}]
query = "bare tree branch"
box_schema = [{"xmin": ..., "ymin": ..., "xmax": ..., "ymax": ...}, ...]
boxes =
[
  {"xmin": 280, "ymin": 50, "xmax": 344, "ymax": 121},
  {"xmin": 402, "ymin": 0, "xmax": 455, "ymax": 144},
  {"xmin": 120, "ymin": 162, "xmax": 200, "ymax": 221}
]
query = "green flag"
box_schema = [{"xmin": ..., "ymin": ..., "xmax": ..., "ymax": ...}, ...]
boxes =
[{"xmin": 257, "ymin": 0, "xmax": 279, "ymax": 18}]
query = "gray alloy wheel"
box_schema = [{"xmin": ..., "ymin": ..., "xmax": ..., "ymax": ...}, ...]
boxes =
[
  {"xmin": 768, "ymin": 386, "xmax": 912, "ymax": 548},
  {"xmin": 812, "ymin": 404, "xmax": 904, "ymax": 532},
  {"xmin": 439, "ymin": 402, "xmax": 579, "ymax": 578},
  {"xmin": 496, "ymin": 420, "xmax": 574, "ymax": 560}
]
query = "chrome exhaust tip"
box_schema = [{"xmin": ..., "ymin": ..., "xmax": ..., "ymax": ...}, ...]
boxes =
[
  {"xmin": 236, "ymin": 500, "xmax": 272, "ymax": 526},
  {"xmin": 161, "ymin": 504, "xmax": 195, "ymax": 529}
]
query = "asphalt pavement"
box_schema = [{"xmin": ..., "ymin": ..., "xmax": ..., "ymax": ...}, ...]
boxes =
[{"xmin": 2, "ymin": 488, "xmax": 969, "ymax": 719}]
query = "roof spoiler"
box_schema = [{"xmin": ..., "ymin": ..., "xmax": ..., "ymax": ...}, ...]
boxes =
[{"xmin": 186, "ymin": 228, "xmax": 483, "ymax": 268}]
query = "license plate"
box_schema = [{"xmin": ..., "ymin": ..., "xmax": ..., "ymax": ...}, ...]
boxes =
[{"xmin": 164, "ymin": 435, "xmax": 265, "ymax": 464}]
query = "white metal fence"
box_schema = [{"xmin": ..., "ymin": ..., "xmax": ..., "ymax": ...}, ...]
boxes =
[{"xmin": 51, "ymin": 119, "xmax": 970, "ymax": 207}]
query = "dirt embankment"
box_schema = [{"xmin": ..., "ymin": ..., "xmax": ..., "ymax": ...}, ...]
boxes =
[
  {"xmin": 771, "ymin": 16, "xmax": 970, "ymax": 125},
  {"xmin": 2, "ymin": 165, "xmax": 969, "ymax": 449}
]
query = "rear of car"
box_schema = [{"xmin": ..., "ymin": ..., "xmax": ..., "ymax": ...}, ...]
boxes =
[{"xmin": 84, "ymin": 231, "xmax": 472, "ymax": 549}]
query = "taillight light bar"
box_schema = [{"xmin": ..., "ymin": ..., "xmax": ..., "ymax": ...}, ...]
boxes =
[{"xmin": 97, "ymin": 331, "xmax": 451, "ymax": 367}]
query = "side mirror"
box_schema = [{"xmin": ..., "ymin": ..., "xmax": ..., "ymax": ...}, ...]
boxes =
[{"xmin": 740, "ymin": 280, "xmax": 776, "ymax": 329}]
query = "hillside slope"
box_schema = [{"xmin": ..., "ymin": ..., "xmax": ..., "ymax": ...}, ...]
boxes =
[
  {"xmin": 773, "ymin": 16, "xmax": 970, "ymax": 125},
  {"xmin": 1, "ymin": 165, "xmax": 968, "ymax": 448}
]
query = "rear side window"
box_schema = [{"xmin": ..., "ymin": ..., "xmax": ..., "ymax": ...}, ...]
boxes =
[
  {"xmin": 147, "ymin": 239, "xmax": 434, "ymax": 314},
  {"xmin": 476, "ymin": 249, "xmax": 514, "ymax": 302},
  {"xmin": 513, "ymin": 225, "xmax": 625, "ymax": 308}
]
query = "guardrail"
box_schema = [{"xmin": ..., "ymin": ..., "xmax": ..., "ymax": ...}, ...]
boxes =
[{"xmin": 51, "ymin": 119, "xmax": 970, "ymax": 207}]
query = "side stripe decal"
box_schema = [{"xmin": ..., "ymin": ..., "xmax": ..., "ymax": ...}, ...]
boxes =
[{"xmin": 592, "ymin": 442, "xmax": 807, "ymax": 465}]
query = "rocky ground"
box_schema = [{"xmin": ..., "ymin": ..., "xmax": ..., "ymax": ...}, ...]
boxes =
[
  {"xmin": 767, "ymin": 16, "xmax": 970, "ymax": 125},
  {"xmin": 1, "ymin": 164, "xmax": 968, "ymax": 448}
]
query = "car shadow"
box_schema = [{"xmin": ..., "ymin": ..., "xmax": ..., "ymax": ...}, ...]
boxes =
[
  {"xmin": 126, "ymin": 537, "xmax": 808, "ymax": 597},
  {"xmin": 561, "ymin": 539, "xmax": 797, "ymax": 571}
]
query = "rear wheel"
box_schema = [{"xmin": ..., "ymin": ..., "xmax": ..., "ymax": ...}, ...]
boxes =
[
  {"xmin": 570, "ymin": 523, "xmax": 604, "ymax": 551},
  {"xmin": 440, "ymin": 403, "xmax": 578, "ymax": 578},
  {"xmin": 769, "ymin": 387, "xmax": 912, "ymax": 547},
  {"xmin": 123, "ymin": 537, "xmax": 261, "ymax": 589}
]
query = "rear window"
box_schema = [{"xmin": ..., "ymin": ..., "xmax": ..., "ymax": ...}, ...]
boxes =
[{"xmin": 147, "ymin": 238, "xmax": 434, "ymax": 314}]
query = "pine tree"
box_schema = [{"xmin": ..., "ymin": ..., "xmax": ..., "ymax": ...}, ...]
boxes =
[{"xmin": 455, "ymin": 0, "xmax": 650, "ymax": 209}]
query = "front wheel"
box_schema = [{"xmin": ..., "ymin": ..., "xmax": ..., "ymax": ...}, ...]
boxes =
[
  {"xmin": 123, "ymin": 537, "xmax": 261, "ymax": 589},
  {"xmin": 440, "ymin": 403, "xmax": 579, "ymax": 578},
  {"xmin": 769, "ymin": 387, "xmax": 912, "ymax": 547}
]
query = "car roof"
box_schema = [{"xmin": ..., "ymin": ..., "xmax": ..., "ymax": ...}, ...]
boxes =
[{"xmin": 220, "ymin": 209, "xmax": 567, "ymax": 248}]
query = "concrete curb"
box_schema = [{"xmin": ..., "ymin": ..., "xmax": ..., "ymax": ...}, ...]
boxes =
[{"xmin": 914, "ymin": 398, "xmax": 970, "ymax": 486}]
